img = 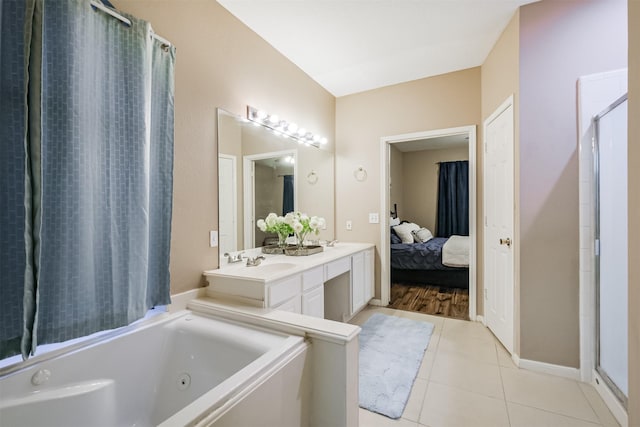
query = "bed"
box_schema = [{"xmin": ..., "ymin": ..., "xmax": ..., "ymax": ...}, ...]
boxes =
[{"xmin": 390, "ymin": 221, "xmax": 469, "ymax": 289}]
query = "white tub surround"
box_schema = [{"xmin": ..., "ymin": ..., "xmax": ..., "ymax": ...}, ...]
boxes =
[
  {"xmin": 204, "ymin": 242, "xmax": 375, "ymax": 322},
  {"xmin": 0, "ymin": 311, "xmax": 308, "ymax": 427},
  {"xmin": 200, "ymin": 242, "xmax": 372, "ymax": 427},
  {"xmin": 188, "ymin": 296, "xmax": 361, "ymax": 427}
]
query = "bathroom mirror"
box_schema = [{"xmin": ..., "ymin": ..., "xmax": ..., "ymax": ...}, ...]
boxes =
[{"xmin": 217, "ymin": 108, "xmax": 334, "ymax": 256}]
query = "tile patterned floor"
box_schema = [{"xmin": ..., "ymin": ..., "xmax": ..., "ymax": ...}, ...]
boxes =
[{"xmin": 351, "ymin": 306, "xmax": 620, "ymax": 427}]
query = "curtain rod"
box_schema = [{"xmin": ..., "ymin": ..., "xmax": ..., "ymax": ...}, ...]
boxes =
[{"xmin": 90, "ymin": 0, "xmax": 172, "ymax": 47}]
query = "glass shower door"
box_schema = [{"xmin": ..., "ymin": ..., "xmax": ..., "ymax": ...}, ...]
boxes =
[{"xmin": 594, "ymin": 94, "xmax": 628, "ymax": 408}]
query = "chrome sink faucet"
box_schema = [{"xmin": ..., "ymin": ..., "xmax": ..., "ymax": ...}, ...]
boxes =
[
  {"xmin": 246, "ymin": 255, "xmax": 265, "ymax": 267},
  {"xmin": 223, "ymin": 252, "xmax": 244, "ymax": 263}
]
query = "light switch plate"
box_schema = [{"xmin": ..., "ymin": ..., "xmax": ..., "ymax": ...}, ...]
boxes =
[
  {"xmin": 368, "ymin": 213, "xmax": 379, "ymax": 224},
  {"xmin": 346, "ymin": 220, "xmax": 352, "ymax": 231},
  {"xmin": 209, "ymin": 230, "xmax": 218, "ymax": 247}
]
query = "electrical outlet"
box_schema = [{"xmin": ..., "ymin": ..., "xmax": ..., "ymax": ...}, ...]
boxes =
[
  {"xmin": 209, "ymin": 230, "xmax": 218, "ymax": 247},
  {"xmin": 346, "ymin": 220, "xmax": 352, "ymax": 231},
  {"xmin": 368, "ymin": 213, "xmax": 379, "ymax": 224}
]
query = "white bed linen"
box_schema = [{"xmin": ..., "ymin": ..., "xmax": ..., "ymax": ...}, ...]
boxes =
[{"xmin": 442, "ymin": 235, "xmax": 469, "ymax": 267}]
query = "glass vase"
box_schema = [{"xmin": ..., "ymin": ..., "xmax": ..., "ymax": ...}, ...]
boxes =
[
  {"xmin": 277, "ymin": 231, "xmax": 289, "ymax": 249},
  {"xmin": 296, "ymin": 231, "xmax": 309, "ymax": 249}
]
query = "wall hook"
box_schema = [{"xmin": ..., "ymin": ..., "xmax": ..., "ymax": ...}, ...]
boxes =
[
  {"xmin": 354, "ymin": 166, "xmax": 367, "ymax": 182},
  {"xmin": 307, "ymin": 170, "xmax": 318, "ymax": 184}
]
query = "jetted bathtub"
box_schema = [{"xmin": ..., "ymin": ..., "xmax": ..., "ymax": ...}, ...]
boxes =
[{"xmin": 0, "ymin": 311, "xmax": 307, "ymax": 426}]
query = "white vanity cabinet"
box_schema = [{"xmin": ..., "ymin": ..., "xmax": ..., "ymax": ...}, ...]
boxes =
[
  {"xmin": 204, "ymin": 243, "xmax": 375, "ymax": 322},
  {"xmin": 350, "ymin": 248, "xmax": 374, "ymax": 315}
]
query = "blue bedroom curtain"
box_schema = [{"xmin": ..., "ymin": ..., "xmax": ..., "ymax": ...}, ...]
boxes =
[
  {"xmin": 282, "ymin": 174, "xmax": 294, "ymax": 214},
  {"xmin": 436, "ymin": 160, "xmax": 469, "ymax": 237},
  {"xmin": 0, "ymin": 0, "xmax": 175, "ymax": 359}
]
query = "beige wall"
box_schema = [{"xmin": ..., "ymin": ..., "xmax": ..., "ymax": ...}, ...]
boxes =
[
  {"xmin": 336, "ymin": 68, "xmax": 481, "ymax": 300},
  {"xmin": 480, "ymin": 9, "xmax": 520, "ymax": 357},
  {"xmin": 115, "ymin": 0, "xmax": 335, "ymax": 294},
  {"xmin": 402, "ymin": 147, "xmax": 469, "ymax": 233},
  {"xmin": 628, "ymin": 0, "xmax": 639, "ymax": 423},
  {"xmin": 518, "ymin": 0, "xmax": 627, "ymax": 368},
  {"xmin": 253, "ymin": 163, "xmax": 283, "ymax": 247}
]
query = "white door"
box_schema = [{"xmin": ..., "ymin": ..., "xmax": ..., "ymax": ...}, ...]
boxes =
[
  {"xmin": 218, "ymin": 155, "xmax": 237, "ymax": 255},
  {"xmin": 483, "ymin": 97, "xmax": 515, "ymax": 353}
]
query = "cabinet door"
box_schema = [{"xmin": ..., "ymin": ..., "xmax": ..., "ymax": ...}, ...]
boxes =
[
  {"xmin": 364, "ymin": 248, "xmax": 374, "ymax": 303},
  {"xmin": 351, "ymin": 252, "xmax": 365, "ymax": 313},
  {"xmin": 302, "ymin": 285, "xmax": 324, "ymax": 318},
  {"xmin": 274, "ymin": 295, "xmax": 302, "ymax": 314}
]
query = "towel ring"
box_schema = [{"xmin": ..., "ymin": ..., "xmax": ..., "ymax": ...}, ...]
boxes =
[
  {"xmin": 307, "ymin": 170, "xmax": 318, "ymax": 184},
  {"xmin": 354, "ymin": 166, "xmax": 367, "ymax": 182}
]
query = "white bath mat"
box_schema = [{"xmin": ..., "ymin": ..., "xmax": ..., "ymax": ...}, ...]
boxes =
[{"xmin": 358, "ymin": 313, "xmax": 434, "ymax": 419}]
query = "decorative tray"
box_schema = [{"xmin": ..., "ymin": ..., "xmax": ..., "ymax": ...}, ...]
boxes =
[
  {"xmin": 284, "ymin": 245, "xmax": 324, "ymax": 256},
  {"xmin": 261, "ymin": 245, "xmax": 285, "ymax": 254}
]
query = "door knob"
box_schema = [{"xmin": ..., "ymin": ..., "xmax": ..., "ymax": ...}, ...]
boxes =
[{"xmin": 499, "ymin": 237, "xmax": 512, "ymax": 247}]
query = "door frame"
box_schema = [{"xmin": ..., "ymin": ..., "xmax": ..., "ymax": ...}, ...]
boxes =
[
  {"xmin": 379, "ymin": 125, "xmax": 477, "ymax": 321},
  {"xmin": 482, "ymin": 95, "xmax": 515, "ymax": 352}
]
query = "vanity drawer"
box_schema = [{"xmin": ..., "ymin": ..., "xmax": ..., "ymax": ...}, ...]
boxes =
[
  {"xmin": 302, "ymin": 266, "xmax": 324, "ymax": 291},
  {"xmin": 268, "ymin": 275, "xmax": 302, "ymax": 307},
  {"xmin": 325, "ymin": 257, "xmax": 351, "ymax": 281}
]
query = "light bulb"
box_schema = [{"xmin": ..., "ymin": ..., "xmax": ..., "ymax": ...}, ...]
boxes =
[
  {"xmin": 256, "ymin": 110, "xmax": 267, "ymax": 120},
  {"xmin": 268, "ymin": 114, "xmax": 279, "ymax": 124},
  {"xmin": 320, "ymin": 137, "xmax": 328, "ymax": 145}
]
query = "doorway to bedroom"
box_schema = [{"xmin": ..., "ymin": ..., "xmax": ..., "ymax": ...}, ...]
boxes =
[{"xmin": 380, "ymin": 126, "xmax": 477, "ymax": 321}]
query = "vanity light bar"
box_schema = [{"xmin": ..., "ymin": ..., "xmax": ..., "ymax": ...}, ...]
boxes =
[{"xmin": 247, "ymin": 106, "xmax": 328, "ymax": 148}]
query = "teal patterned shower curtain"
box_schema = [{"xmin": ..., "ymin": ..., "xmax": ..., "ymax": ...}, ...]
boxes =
[{"xmin": 0, "ymin": 0, "xmax": 175, "ymax": 359}]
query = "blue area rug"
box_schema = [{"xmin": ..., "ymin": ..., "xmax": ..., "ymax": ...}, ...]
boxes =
[{"xmin": 359, "ymin": 313, "xmax": 434, "ymax": 419}]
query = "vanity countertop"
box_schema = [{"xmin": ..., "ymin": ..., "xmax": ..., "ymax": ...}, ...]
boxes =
[{"xmin": 204, "ymin": 242, "xmax": 374, "ymax": 283}]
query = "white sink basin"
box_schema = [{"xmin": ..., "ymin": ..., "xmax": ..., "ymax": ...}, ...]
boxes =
[{"xmin": 248, "ymin": 262, "xmax": 297, "ymax": 274}]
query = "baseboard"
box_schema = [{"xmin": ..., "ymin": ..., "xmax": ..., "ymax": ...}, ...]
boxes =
[
  {"xmin": 169, "ymin": 287, "xmax": 208, "ymax": 312},
  {"xmin": 592, "ymin": 371, "xmax": 628, "ymax": 427},
  {"xmin": 476, "ymin": 315, "xmax": 485, "ymax": 324},
  {"xmin": 517, "ymin": 358, "xmax": 581, "ymax": 381},
  {"xmin": 369, "ymin": 298, "xmax": 384, "ymax": 307}
]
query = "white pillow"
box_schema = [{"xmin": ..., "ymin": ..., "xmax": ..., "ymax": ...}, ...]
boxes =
[
  {"xmin": 389, "ymin": 217, "xmax": 401, "ymax": 227},
  {"xmin": 393, "ymin": 222, "xmax": 420, "ymax": 243},
  {"xmin": 412, "ymin": 227, "xmax": 433, "ymax": 243}
]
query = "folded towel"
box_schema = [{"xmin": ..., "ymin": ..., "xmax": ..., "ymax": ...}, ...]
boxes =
[{"xmin": 442, "ymin": 235, "xmax": 469, "ymax": 267}]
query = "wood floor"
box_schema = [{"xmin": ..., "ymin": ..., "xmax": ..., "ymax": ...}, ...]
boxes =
[{"xmin": 389, "ymin": 282, "xmax": 469, "ymax": 320}]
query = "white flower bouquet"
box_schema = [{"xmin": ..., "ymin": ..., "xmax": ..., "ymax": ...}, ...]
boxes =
[
  {"xmin": 256, "ymin": 213, "xmax": 293, "ymax": 248},
  {"xmin": 284, "ymin": 211, "xmax": 326, "ymax": 248},
  {"xmin": 257, "ymin": 211, "xmax": 326, "ymax": 254}
]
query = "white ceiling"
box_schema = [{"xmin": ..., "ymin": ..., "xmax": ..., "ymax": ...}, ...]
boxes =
[{"xmin": 217, "ymin": 0, "xmax": 537, "ymax": 97}]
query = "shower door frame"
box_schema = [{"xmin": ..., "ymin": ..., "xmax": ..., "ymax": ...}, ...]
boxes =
[{"xmin": 593, "ymin": 93, "xmax": 628, "ymax": 410}]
